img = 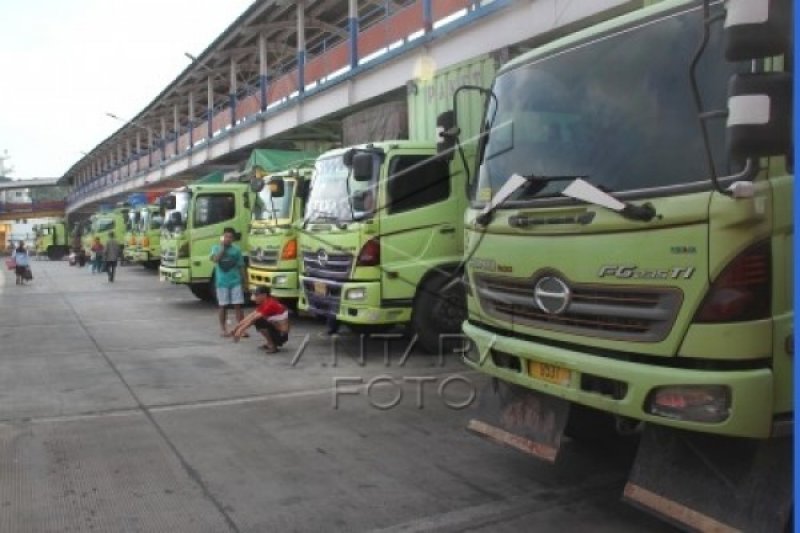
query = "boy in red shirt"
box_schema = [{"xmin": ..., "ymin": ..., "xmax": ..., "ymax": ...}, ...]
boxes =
[{"xmin": 231, "ymin": 286, "xmax": 289, "ymax": 353}]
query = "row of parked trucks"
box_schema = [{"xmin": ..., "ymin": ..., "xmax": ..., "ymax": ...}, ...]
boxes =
[{"xmin": 73, "ymin": 0, "xmax": 794, "ymax": 529}]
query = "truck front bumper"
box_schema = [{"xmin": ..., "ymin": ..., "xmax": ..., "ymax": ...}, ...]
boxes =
[
  {"xmin": 299, "ymin": 277, "xmax": 411, "ymax": 325},
  {"xmin": 463, "ymin": 321, "xmax": 774, "ymax": 438},
  {"xmin": 159, "ymin": 265, "xmax": 190, "ymax": 285},
  {"xmin": 248, "ymin": 268, "xmax": 299, "ymax": 301}
]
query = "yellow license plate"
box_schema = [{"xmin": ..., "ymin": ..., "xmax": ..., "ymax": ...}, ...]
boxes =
[
  {"xmin": 529, "ymin": 362, "xmax": 571, "ymax": 386},
  {"xmin": 313, "ymin": 281, "xmax": 327, "ymax": 296}
]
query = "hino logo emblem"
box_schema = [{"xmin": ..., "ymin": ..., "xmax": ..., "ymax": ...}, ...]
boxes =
[
  {"xmin": 533, "ymin": 276, "xmax": 571, "ymax": 315},
  {"xmin": 317, "ymin": 249, "xmax": 328, "ymax": 266}
]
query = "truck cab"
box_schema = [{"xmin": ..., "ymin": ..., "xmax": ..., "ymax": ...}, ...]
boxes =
[
  {"xmin": 442, "ymin": 0, "xmax": 793, "ymax": 530},
  {"xmin": 298, "ymin": 141, "xmax": 467, "ymax": 352},
  {"xmin": 34, "ymin": 220, "xmax": 69, "ymax": 260},
  {"xmin": 86, "ymin": 206, "xmax": 128, "ymax": 252},
  {"xmin": 247, "ymin": 164, "xmax": 315, "ymax": 310},
  {"xmin": 132, "ymin": 204, "xmax": 163, "ymax": 267},
  {"xmin": 159, "ymin": 180, "xmax": 251, "ymax": 301}
]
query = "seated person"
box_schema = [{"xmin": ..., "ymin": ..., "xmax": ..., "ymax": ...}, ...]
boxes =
[{"xmin": 231, "ymin": 286, "xmax": 290, "ymax": 353}]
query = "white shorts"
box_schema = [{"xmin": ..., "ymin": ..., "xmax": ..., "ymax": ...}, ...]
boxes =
[{"xmin": 217, "ymin": 285, "xmax": 244, "ymax": 306}]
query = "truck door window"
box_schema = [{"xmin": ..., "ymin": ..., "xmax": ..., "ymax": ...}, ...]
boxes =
[
  {"xmin": 194, "ymin": 194, "xmax": 236, "ymax": 227},
  {"xmin": 387, "ymin": 155, "xmax": 450, "ymax": 214}
]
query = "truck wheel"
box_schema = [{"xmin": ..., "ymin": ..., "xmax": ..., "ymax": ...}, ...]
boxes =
[
  {"xmin": 412, "ymin": 274, "xmax": 467, "ymax": 354},
  {"xmin": 47, "ymin": 246, "xmax": 66, "ymax": 261},
  {"xmin": 189, "ymin": 282, "xmax": 216, "ymax": 303}
]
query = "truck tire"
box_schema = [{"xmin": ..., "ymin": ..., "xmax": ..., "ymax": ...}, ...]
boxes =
[
  {"xmin": 189, "ymin": 282, "xmax": 215, "ymax": 303},
  {"xmin": 411, "ymin": 273, "xmax": 467, "ymax": 354},
  {"xmin": 47, "ymin": 246, "xmax": 66, "ymax": 261}
]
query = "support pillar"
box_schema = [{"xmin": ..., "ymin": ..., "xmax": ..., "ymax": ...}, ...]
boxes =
[
  {"xmin": 423, "ymin": 0, "xmax": 433, "ymax": 33},
  {"xmin": 348, "ymin": 0, "xmax": 358, "ymax": 69},
  {"xmin": 174, "ymin": 104, "xmax": 179, "ymax": 154},
  {"xmin": 230, "ymin": 57, "xmax": 237, "ymax": 128},
  {"xmin": 207, "ymin": 77, "xmax": 214, "ymax": 139},
  {"xmin": 259, "ymin": 32, "xmax": 268, "ymax": 111},
  {"xmin": 297, "ymin": 2, "xmax": 305, "ymax": 95},
  {"xmin": 188, "ymin": 91, "xmax": 195, "ymax": 148}
]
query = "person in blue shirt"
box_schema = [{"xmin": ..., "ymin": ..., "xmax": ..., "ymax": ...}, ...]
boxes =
[
  {"xmin": 210, "ymin": 227, "xmax": 247, "ymax": 337},
  {"xmin": 12, "ymin": 241, "xmax": 30, "ymax": 285}
]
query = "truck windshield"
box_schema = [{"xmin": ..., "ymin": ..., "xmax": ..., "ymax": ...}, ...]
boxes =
[
  {"xmin": 306, "ymin": 155, "xmax": 376, "ymax": 223},
  {"xmin": 127, "ymin": 211, "xmax": 140, "ymax": 232},
  {"xmin": 139, "ymin": 209, "xmax": 162, "ymax": 231},
  {"xmin": 164, "ymin": 191, "xmax": 190, "ymax": 232},
  {"xmin": 93, "ymin": 217, "xmax": 114, "ymax": 233},
  {"xmin": 474, "ymin": 6, "xmax": 746, "ymax": 206},
  {"xmin": 253, "ymin": 180, "xmax": 296, "ymax": 223}
]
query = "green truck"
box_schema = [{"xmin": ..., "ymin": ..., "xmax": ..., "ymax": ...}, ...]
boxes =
[
  {"xmin": 123, "ymin": 207, "xmax": 142, "ymax": 263},
  {"xmin": 296, "ymin": 57, "xmax": 493, "ymax": 352},
  {"xmin": 133, "ymin": 203, "xmax": 163, "ymax": 268},
  {"xmin": 159, "ymin": 149, "xmax": 317, "ymax": 301},
  {"xmin": 33, "ymin": 220, "xmax": 70, "ymax": 260},
  {"xmin": 297, "ymin": 141, "xmax": 470, "ymax": 352},
  {"xmin": 438, "ymin": 0, "xmax": 793, "ymax": 530},
  {"xmin": 85, "ymin": 205, "xmax": 129, "ymax": 252},
  {"xmin": 159, "ymin": 171, "xmax": 247, "ymax": 301},
  {"xmin": 246, "ymin": 151, "xmax": 319, "ymax": 310}
]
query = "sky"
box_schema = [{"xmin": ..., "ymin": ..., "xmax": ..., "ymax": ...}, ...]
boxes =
[{"xmin": 0, "ymin": 0, "xmax": 254, "ymax": 179}]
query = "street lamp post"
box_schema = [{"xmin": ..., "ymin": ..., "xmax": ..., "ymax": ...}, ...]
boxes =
[{"xmin": 105, "ymin": 112, "xmax": 165, "ymax": 167}]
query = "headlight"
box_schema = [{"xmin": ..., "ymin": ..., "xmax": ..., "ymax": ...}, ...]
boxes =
[
  {"xmin": 345, "ymin": 287, "xmax": 366, "ymax": 301},
  {"xmin": 273, "ymin": 275, "xmax": 288, "ymax": 285}
]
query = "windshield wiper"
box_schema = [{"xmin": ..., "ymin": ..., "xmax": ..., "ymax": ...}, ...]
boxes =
[
  {"xmin": 561, "ymin": 178, "xmax": 658, "ymax": 222},
  {"xmin": 477, "ymin": 174, "xmax": 658, "ymax": 226},
  {"xmin": 476, "ymin": 173, "xmax": 582, "ymax": 226}
]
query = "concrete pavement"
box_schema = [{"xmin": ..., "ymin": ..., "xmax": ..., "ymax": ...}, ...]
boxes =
[{"xmin": 0, "ymin": 260, "xmax": 674, "ymax": 532}]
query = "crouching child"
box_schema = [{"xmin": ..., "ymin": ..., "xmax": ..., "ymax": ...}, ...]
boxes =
[{"xmin": 231, "ymin": 286, "xmax": 289, "ymax": 353}]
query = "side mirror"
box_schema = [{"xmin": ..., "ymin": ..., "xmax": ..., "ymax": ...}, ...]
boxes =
[
  {"xmin": 297, "ymin": 180, "xmax": 311, "ymax": 201},
  {"xmin": 727, "ymin": 72, "xmax": 792, "ymax": 159},
  {"xmin": 724, "ymin": 0, "xmax": 792, "ymax": 61},
  {"xmin": 352, "ymin": 153, "xmax": 374, "ymax": 182},
  {"xmin": 436, "ymin": 111, "xmax": 457, "ymax": 160},
  {"xmin": 161, "ymin": 195, "xmax": 177, "ymax": 210},
  {"xmin": 351, "ymin": 190, "xmax": 373, "ymax": 212},
  {"xmin": 342, "ymin": 148, "xmax": 356, "ymax": 168},
  {"xmin": 267, "ymin": 178, "xmax": 285, "ymax": 198},
  {"xmin": 250, "ymin": 177, "xmax": 265, "ymax": 193}
]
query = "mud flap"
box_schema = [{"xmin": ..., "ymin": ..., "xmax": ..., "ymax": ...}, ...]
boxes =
[
  {"xmin": 624, "ymin": 425, "xmax": 792, "ymax": 532},
  {"xmin": 467, "ymin": 379, "xmax": 570, "ymax": 462}
]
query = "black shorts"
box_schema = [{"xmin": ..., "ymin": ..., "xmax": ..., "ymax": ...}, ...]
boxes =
[
  {"xmin": 15, "ymin": 266, "xmax": 26, "ymax": 276},
  {"xmin": 254, "ymin": 318, "xmax": 289, "ymax": 347}
]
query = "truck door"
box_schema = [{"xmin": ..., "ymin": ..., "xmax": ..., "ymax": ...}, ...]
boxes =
[
  {"xmin": 379, "ymin": 152, "xmax": 459, "ymax": 302},
  {"xmin": 191, "ymin": 192, "xmax": 237, "ymax": 282}
]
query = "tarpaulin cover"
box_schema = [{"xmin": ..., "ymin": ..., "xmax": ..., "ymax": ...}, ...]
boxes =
[
  {"xmin": 342, "ymin": 101, "xmax": 407, "ymax": 146},
  {"xmin": 195, "ymin": 171, "xmax": 225, "ymax": 184},
  {"xmin": 245, "ymin": 149, "xmax": 320, "ymax": 173}
]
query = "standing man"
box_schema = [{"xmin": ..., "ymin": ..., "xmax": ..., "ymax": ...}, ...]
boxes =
[
  {"xmin": 104, "ymin": 232, "xmax": 123, "ymax": 282},
  {"xmin": 210, "ymin": 227, "xmax": 246, "ymax": 337}
]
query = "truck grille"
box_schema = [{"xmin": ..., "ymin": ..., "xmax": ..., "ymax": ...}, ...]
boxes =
[
  {"xmin": 302, "ymin": 251, "xmax": 353, "ymax": 280},
  {"xmin": 250, "ymin": 248, "xmax": 278, "ymax": 267},
  {"xmin": 474, "ymin": 274, "xmax": 682, "ymax": 342}
]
